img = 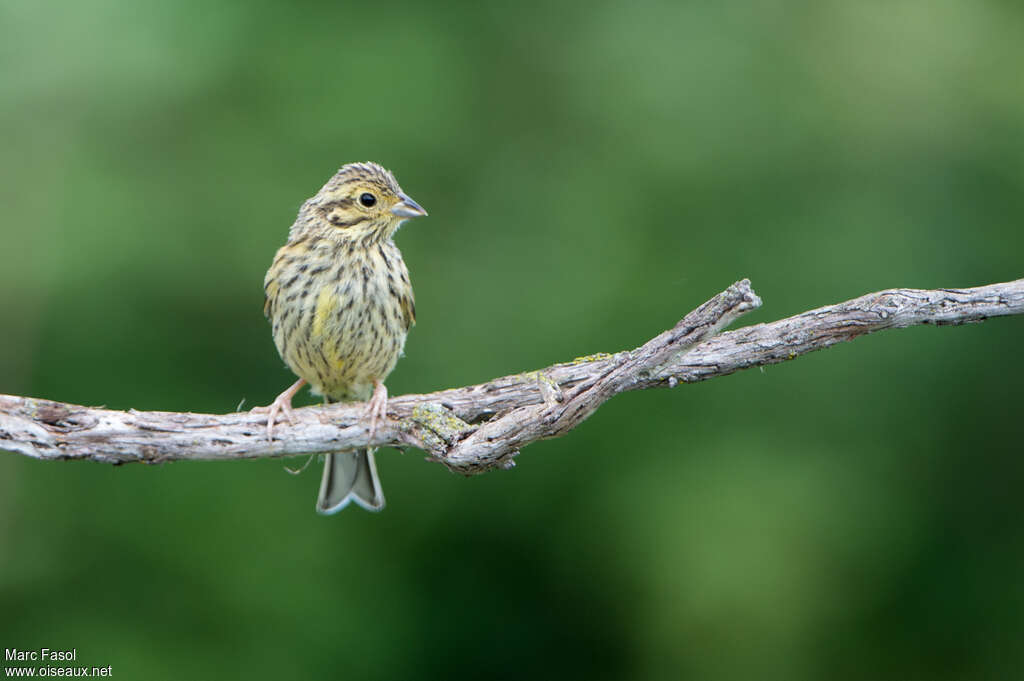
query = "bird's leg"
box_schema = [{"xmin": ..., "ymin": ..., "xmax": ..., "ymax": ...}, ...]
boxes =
[
  {"xmin": 364, "ymin": 379, "xmax": 389, "ymax": 437},
  {"xmin": 251, "ymin": 378, "xmax": 306, "ymax": 440}
]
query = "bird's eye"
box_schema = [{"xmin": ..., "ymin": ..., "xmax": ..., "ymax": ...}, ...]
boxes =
[{"xmin": 359, "ymin": 192, "xmax": 377, "ymax": 208}]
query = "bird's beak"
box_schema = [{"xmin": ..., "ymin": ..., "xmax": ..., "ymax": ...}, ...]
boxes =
[{"xmin": 391, "ymin": 193, "xmax": 428, "ymax": 219}]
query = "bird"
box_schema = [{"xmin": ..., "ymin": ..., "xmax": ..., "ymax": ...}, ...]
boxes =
[{"xmin": 256, "ymin": 161, "xmax": 426, "ymax": 513}]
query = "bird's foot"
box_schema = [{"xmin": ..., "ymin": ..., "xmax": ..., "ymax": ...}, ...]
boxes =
[
  {"xmin": 364, "ymin": 379, "xmax": 389, "ymax": 438},
  {"xmin": 252, "ymin": 378, "xmax": 306, "ymax": 440}
]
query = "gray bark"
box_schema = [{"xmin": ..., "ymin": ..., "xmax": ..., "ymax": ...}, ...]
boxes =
[{"xmin": 2, "ymin": 278, "xmax": 1021, "ymax": 474}]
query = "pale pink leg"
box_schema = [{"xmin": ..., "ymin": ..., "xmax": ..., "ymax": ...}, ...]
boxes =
[
  {"xmin": 252, "ymin": 378, "xmax": 306, "ymax": 440},
  {"xmin": 364, "ymin": 379, "xmax": 389, "ymax": 437}
]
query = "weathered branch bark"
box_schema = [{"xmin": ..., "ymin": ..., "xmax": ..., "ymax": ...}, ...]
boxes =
[{"xmin": 2, "ymin": 278, "xmax": 1021, "ymax": 474}]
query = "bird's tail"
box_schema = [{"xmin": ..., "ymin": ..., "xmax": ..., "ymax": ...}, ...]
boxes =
[{"xmin": 316, "ymin": 449, "xmax": 386, "ymax": 514}]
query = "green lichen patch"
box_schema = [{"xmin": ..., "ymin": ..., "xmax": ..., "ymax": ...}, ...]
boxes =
[
  {"xmin": 569, "ymin": 352, "xmax": 613, "ymax": 365},
  {"xmin": 400, "ymin": 402, "xmax": 474, "ymax": 451}
]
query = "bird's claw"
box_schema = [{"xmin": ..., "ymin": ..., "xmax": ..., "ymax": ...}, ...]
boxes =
[
  {"xmin": 252, "ymin": 378, "xmax": 305, "ymax": 441},
  {"xmin": 264, "ymin": 395, "xmax": 296, "ymax": 440},
  {"xmin": 364, "ymin": 380, "xmax": 389, "ymax": 438}
]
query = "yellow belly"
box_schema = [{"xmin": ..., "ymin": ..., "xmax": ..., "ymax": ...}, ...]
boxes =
[{"xmin": 265, "ymin": 235, "xmax": 413, "ymax": 402}]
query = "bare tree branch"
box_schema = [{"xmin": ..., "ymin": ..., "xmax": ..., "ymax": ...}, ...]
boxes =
[{"xmin": 2, "ymin": 277, "xmax": 1021, "ymax": 474}]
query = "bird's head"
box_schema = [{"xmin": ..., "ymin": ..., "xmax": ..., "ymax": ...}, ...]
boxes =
[{"xmin": 295, "ymin": 161, "xmax": 427, "ymax": 241}]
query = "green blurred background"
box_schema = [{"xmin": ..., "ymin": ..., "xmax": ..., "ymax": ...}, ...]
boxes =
[{"xmin": 2, "ymin": 1, "xmax": 1022, "ymax": 679}]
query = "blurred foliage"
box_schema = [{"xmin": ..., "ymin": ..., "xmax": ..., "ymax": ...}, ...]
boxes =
[{"xmin": 1, "ymin": 1, "xmax": 1023, "ymax": 679}]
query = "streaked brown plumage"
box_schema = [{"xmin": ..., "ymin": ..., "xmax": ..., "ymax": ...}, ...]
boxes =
[{"xmin": 258, "ymin": 161, "xmax": 426, "ymax": 513}]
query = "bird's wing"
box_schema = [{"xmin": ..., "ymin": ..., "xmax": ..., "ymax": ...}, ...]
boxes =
[
  {"xmin": 263, "ymin": 277, "xmax": 277, "ymax": 319},
  {"xmin": 401, "ymin": 290, "xmax": 416, "ymax": 330}
]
